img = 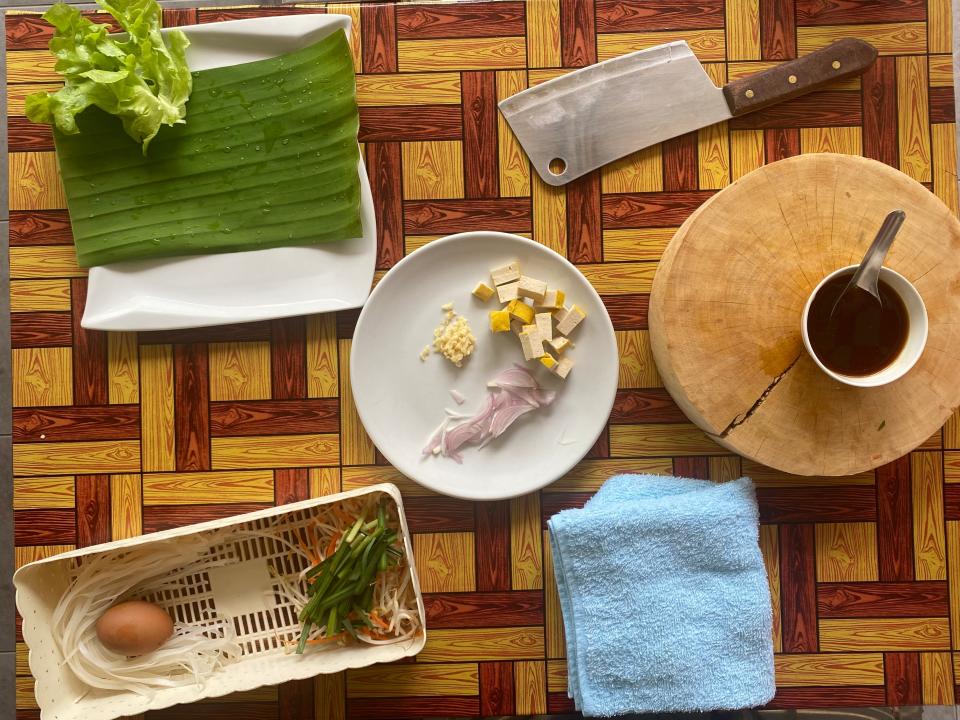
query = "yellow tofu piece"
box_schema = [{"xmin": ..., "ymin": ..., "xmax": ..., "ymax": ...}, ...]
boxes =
[
  {"xmin": 472, "ymin": 282, "xmax": 495, "ymax": 302},
  {"xmin": 491, "ymin": 262, "xmax": 521, "ymax": 286},
  {"xmin": 507, "ymin": 298, "xmax": 535, "ymax": 324},
  {"xmin": 535, "ymin": 292, "xmax": 554, "ymax": 311},
  {"xmin": 556, "ymin": 304, "xmax": 586, "ymax": 336},
  {"xmin": 517, "ymin": 275, "xmax": 547, "ymax": 304},
  {"xmin": 548, "ymin": 336, "xmax": 572, "ymax": 355},
  {"xmin": 535, "ymin": 312, "xmax": 553, "ymax": 342},
  {"xmin": 489, "ymin": 309, "xmax": 511, "ymax": 332},
  {"xmin": 519, "ymin": 325, "xmax": 545, "ymax": 360},
  {"xmin": 552, "ymin": 356, "xmax": 574, "ymax": 379},
  {"xmin": 497, "ymin": 281, "xmax": 519, "ymax": 303},
  {"xmin": 537, "ymin": 289, "xmax": 565, "ymax": 310},
  {"xmin": 539, "ymin": 354, "xmax": 557, "ymax": 370}
]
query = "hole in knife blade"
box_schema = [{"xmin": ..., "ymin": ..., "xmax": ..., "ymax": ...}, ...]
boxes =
[{"xmin": 548, "ymin": 157, "xmax": 567, "ymax": 176}]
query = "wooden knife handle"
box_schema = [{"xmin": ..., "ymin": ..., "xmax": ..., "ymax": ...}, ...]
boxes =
[{"xmin": 722, "ymin": 39, "xmax": 877, "ymax": 116}]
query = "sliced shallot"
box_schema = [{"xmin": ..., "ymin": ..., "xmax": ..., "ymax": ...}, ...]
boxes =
[{"xmin": 423, "ymin": 365, "xmax": 554, "ymax": 462}]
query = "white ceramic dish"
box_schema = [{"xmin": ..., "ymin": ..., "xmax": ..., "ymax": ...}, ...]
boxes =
[
  {"xmin": 14, "ymin": 483, "xmax": 424, "ymax": 720},
  {"xmin": 801, "ymin": 264, "xmax": 928, "ymax": 387},
  {"xmin": 350, "ymin": 232, "xmax": 619, "ymax": 500},
  {"xmin": 81, "ymin": 15, "xmax": 376, "ymax": 331}
]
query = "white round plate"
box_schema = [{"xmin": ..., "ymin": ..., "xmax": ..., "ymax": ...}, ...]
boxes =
[{"xmin": 351, "ymin": 232, "xmax": 619, "ymax": 500}]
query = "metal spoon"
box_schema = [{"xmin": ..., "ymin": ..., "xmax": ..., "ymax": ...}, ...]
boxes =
[{"xmin": 831, "ymin": 209, "xmax": 906, "ymax": 317}]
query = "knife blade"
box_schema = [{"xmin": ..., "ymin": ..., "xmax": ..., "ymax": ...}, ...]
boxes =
[{"xmin": 499, "ymin": 38, "xmax": 877, "ymax": 186}]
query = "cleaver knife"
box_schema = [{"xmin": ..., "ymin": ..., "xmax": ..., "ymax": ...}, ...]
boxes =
[{"xmin": 499, "ymin": 38, "xmax": 877, "ymax": 186}]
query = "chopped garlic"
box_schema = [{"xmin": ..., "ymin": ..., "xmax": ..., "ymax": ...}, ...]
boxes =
[
  {"xmin": 491, "ymin": 262, "xmax": 521, "ymax": 286},
  {"xmin": 419, "ymin": 345, "xmax": 431, "ymax": 361},
  {"xmin": 497, "ymin": 281, "xmax": 520, "ymax": 303},
  {"xmin": 517, "ymin": 275, "xmax": 547, "ymax": 304},
  {"xmin": 555, "ymin": 304, "xmax": 586, "ymax": 336},
  {"xmin": 432, "ymin": 304, "xmax": 476, "ymax": 367},
  {"xmin": 472, "ymin": 282, "xmax": 495, "ymax": 302}
]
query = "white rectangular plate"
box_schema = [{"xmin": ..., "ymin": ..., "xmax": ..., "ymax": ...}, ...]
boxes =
[{"xmin": 81, "ymin": 15, "xmax": 376, "ymax": 331}]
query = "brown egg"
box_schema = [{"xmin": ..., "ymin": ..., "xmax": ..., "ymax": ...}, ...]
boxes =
[{"xmin": 95, "ymin": 600, "xmax": 174, "ymax": 657}]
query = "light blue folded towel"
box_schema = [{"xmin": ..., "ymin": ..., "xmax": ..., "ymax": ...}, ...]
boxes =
[{"xmin": 547, "ymin": 474, "xmax": 775, "ymax": 716}]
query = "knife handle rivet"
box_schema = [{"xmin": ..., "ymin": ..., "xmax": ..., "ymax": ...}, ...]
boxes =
[
  {"xmin": 832, "ymin": 60, "xmax": 841, "ymax": 69},
  {"xmin": 745, "ymin": 89, "xmax": 755, "ymax": 98},
  {"xmin": 788, "ymin": 74, "xmax": 798, "ymax": 84}
]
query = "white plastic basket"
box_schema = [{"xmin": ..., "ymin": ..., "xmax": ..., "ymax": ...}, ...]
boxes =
[{"xmin": 14, "ymin": 483, "xmax": 425, "ymax": 720}]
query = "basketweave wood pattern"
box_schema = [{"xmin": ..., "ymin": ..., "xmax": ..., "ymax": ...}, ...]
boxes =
[{"xmin": 6, "ymin": 1, "xmax": 960, "ymax": 717}]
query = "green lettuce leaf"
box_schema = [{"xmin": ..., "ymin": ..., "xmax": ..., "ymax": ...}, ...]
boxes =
[{"xmin": 24, "ymin": 0, "xmax": 192, "ymax": 153}]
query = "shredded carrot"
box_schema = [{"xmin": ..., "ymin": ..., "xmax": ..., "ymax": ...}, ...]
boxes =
[
  {"xmin": 359, "ymin": 628, "xmax": 391, "ymax": 640},
  {"xmin": 297, "ymin": 538, "xmax": 316, "ymax": 566},
  {"xmin": 306, "ymin": 632, "xmax": 348, "ymax": 645},
  {"xmin": 368, "ymin": 611, "xmax": 389, "ymax": 630},
  {"xmin": 325, "ymin": 531, "xmax": 342, "ymax": 557}
]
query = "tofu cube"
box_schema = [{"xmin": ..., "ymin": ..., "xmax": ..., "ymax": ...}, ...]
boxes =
[
  {"xmin": 537, "ymin": 289, "xmax": 565, "ymax": 311},
  {"xmin": 536, "ymin": 290, "xmax": 557, "ymax": 311},
  {"xmin": 547, "ymin": 336, "xmax": 572, "ymax": 355},
  {"xmin": 519, "ymin": 325, "xmax": 545, "ymax": 360},
  {"xmin": 539, "ymin": 354, "xmax": 557, "ymax": 371},
  {"xmin": 552, "ymin": 356, "xmax": 574, "ymax": 379},
  {"xmin": 535, "ymin": 312, "xmax": 553, "ymax": 342},
  {"xmin": 472, "ymin": 282, "xmax": 495, "ymax": 302},
  {"xmin": 510, "ymin": 319, "xmax": 525, "ymax": 335},
  {"xmin": 506, "ymin": 298, "xmax": 535, "ymax": 324},
  {"xmin": 490, "ymin": 262, "xmax": 521, "ymax": 286},
  {"xmin": 517, "ymin": 276, "xmax": 548, "ymax": 304},
  {"xmin": 555, "ymin": 304, "xmax": 586, "ymax": 336},
  {"xmin": 497, "ymin": 281, "xmax": 519, "ymax": 303},
  {"xmin": 489, "ymin": 309, "xmax": 511, "ymax": 333}
]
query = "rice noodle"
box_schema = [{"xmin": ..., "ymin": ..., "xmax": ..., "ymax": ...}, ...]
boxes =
[{"xmin": 53, "ymin": 529, "xmax": 244, "ymax": 696}]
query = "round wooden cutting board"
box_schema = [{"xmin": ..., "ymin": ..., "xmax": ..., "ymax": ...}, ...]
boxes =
[{"xmin": 650, "ymin": 153, "xmax": 960, "ymax": 476}]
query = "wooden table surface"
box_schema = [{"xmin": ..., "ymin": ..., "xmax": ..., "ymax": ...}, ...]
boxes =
[{"xmin": 7, "ymin": 0, "xmax": 960, "ymax": 717}]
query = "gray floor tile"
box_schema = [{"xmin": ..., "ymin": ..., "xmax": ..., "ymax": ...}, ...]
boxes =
[
  {"xmin": 0, "ymin": 652, "xmax": 11, "ymax": 720},
  {"xmin": 0, "ymin": 435, "xmax": 11, "ymax": 653},
  {"xmin": 919, "ymin": 708, "xmax": 960, "ymax": 720}
]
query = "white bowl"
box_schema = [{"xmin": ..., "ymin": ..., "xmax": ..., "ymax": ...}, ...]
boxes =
[{"xmin": 800, "ymin": 265, "xmax": 928, "ymax": 387}]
